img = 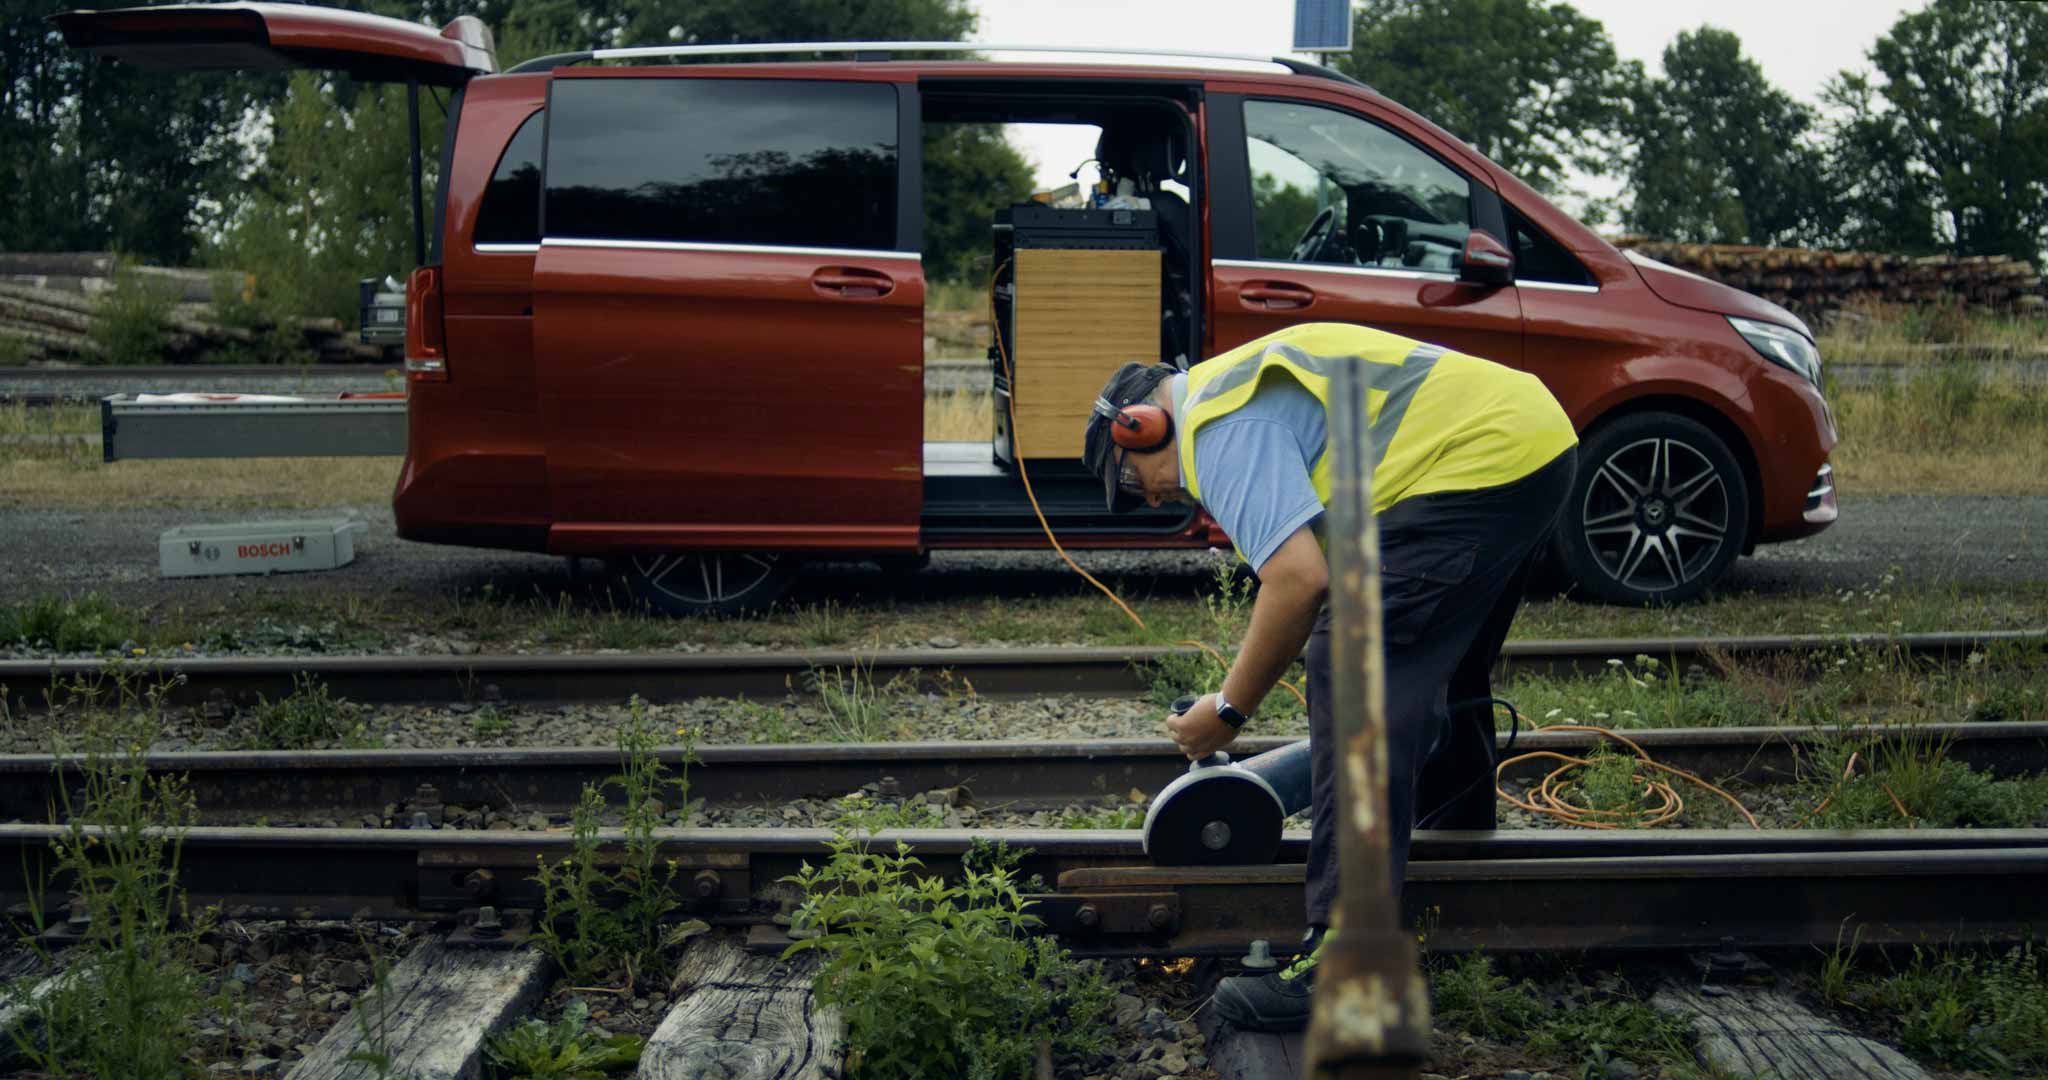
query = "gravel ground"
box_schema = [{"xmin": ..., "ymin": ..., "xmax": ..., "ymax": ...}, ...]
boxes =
[
  {"xmin": 3, "ymin": 492, "xmax": 2042, "ymax": 612},
  {"xmin": 0, "ymin": 692, "xmax": 1314, "ymax": 756}
]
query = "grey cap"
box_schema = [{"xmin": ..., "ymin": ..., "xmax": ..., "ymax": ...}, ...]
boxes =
[{"xmin": 1082, "ymin": 362, "xmax": 1177, "ymax": 513}]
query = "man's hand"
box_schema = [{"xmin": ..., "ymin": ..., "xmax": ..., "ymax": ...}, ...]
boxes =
[{"xmin": 1166, "ymin": 693, "xmax": 1238, "ymax": 760}]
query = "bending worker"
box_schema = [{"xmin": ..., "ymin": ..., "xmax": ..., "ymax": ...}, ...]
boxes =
[{"xmin": 1081, "ymin": 321, "xmax": 1578, "ymax": 1032}]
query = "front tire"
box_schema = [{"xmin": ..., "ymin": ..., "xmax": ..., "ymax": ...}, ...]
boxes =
[
  {"xmin": 1552, "ymin": 412, "xmax": 1749, "ymax": 606},
  {"xmin": 610, "ymin": 552, "xmax": 796, "ymax": 617}
]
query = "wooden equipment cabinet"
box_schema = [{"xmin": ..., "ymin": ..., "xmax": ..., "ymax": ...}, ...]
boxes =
[{"xmin": 1008, "ymin": 247, "xmax": 1162, "ymax": 459}]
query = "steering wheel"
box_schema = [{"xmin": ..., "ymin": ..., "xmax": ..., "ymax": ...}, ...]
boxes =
[{"xmin": 1288, "ymin": 207, "xmax": 1338, "ymax": 263}]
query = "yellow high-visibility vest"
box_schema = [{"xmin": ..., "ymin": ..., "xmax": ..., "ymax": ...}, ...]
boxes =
[{"xmin": 1178, "ymin": 323, "xmax": 1576, "ymax": 522}]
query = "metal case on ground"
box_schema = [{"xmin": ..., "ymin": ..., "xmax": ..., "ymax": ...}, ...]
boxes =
[{"xmin": 158, "ymin": 518, "xmax": 369, "ymax": 578}]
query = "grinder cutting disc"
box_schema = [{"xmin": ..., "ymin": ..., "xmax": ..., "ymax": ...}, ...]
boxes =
[{"xmin": 1142, "ymin": 697, "xmax": 1287, "ymax": 865}]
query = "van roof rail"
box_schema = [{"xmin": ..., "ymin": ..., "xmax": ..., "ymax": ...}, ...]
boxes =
[{"xmin": 505, "ymin": 41, "xmax": 1372, "ymax": 90}]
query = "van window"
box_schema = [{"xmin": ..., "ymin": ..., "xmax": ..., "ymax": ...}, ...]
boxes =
[
  {"xmin": 1244, "ymin": 99, "xmax": 1471, "ymax": 273},
  {"xmin": 545, "ymin": 79, "xmax": 897, "ymax": 251},
  {"xmin": 1508, "ymin": 207, "xmax": 1596, "ymax": 287},
  {"xmin": 474, "ymin": 109, "xmax": 543, "ymax": 247}
]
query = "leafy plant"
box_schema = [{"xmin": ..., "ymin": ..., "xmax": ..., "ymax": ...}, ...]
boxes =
[
  {"xmin": 1429, "ymin": 951, "xmax": 1546, "ymax": 1041},
  {"xmin": 86, "ymin": 261, "xmax": 179, "ymax": 365},
  {"xmin": 486, "ymin": 999, "xmax": 642, "ymax": 1080},
  {"xmin": 0, "ymin": 592, "xmax": 142, "ymax": 653},
  {"xmin": 1826, "ymin": 941, "xmax": 2048, "ymax": 1072},
  {"xmin": 783, "ymin": 814, "xmax": 1111, "ymax": 1078},
  {"xmin": 1059, "ymin": 805, "xmax": 1146, "ymax": 830},
  {"xmin": 244, "ymin": 672, "xmax": 366, "ymax": 749},
  {"xmin": 4, "ymin": 668, "xmax": 217, "ymax": 1077},
  {"xmin": 533, "ymin": 699, "xmax": 696, "ymax": 986},
  {"xmin": 1798, "ymin": 727, "xmax": 2048, "ymax": 829}
]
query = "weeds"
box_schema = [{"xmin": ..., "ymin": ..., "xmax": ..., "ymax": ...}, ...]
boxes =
[
  {"xmin": 1429, "ymin": 954, "xmax": 1697, "ymax": 1077},
  {"xmin": 784, "ymin": 808, "xmax": 1111, "ymax": 1078},
  {"xmin": 484, "ymin": 998, "xmax": 642, "ymax": 1080},
  {"xmin": 814, "ymin": 663, "xmax": 901, "ymax": 743},
  {"xmin": 1058, "ymin": 805, "xmax": 1146, "ymax": 830},
  {"xmin": 1797, "ymin": 727, "xmax": 2048, "ymax": 829},
  {"xmin": 1822, "ymin": 939, "xmax": 2048, "ymax": 1073},
  {"xmin": 0, "ymin": 593, "xmax": 142, "ymax": 653},
  {"xmin": 794, "ymin": 600, "xmax": 851, "ymax": 648},
  {"xmin": 1570, "ymin": 750, "xmax": 1655, "ymax": 827},
  {"xmin": 532, "ymin": 699, "xmax": 697, "ymax": 987},
  {"xmin": 342, "ymin": 924, "xmax": 416, "ymax": 1080},
  {"xmin": 244, "ymin": 672, "xmax": 370, "ymax": 749},
  {"xmin": 472, "ymin": 705, "xmax": 510, "ymax": 738},
  {"xmin": 86, "ymin": 262, "xmax": 179, "ymax": 365},
  {"xmin": 4, "ymin": 666, "xmax": 217, "ymax": 1077}
]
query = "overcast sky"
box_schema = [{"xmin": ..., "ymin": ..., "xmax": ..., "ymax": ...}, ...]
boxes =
[{"xmin": 968, "ymin": 0, "xmax": 1925, "ymax": 198}]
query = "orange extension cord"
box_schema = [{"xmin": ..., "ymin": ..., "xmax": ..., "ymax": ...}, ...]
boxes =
[{"xmin": 986, "ymin": 264, "xmax": 1306, "ymax": 709}]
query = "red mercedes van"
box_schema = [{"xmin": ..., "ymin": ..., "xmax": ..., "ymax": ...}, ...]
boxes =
[{"xmin": 56, "ymin": 4, "xmax": 1838, "ymax": 611}]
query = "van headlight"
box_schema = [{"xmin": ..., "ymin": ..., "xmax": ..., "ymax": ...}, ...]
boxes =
[{"xmin": 1728, "ymin": 316, "xmax": 1821, "ymax": 385}]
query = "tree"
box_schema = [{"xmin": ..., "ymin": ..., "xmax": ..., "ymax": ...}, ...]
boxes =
[
  {"xmin": 1335, "ymin": 0, "xmax": 1632, "ymax": 196},
  {"xmin": 620, "ymin": 0, "xmax": 972, "ymax": 50},
  {"xmin": 1823, "ymin": 0, "xmax": 2048, "ymax": 261},
  {"xmin": 1622, "ymin": 28, "xmax": 1834, "ymax": 247},
  {"xmin": 207, "ymin": 71, "xmax": 445, "ymax": 327},
  {"xmin": 1251, "ymin": 174, "xmax": 1319, "ymax": 261},
  {"xmin": 1, "ymin": 0, "xmax": 264, "ymax": 263},
  {"xmin": 923, "ymin": 124, "xmax": 1033, "ymax": 283}
]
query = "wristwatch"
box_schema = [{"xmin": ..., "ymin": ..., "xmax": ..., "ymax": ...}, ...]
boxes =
[{"xmin": 1215, "ymin": 694, "xmax": 1252, "ymax": 730}]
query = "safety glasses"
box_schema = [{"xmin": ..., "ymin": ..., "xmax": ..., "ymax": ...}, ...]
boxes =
[{"xmin": 1114, "ymin": 448, "xmax": 1146, "ymax": 497}]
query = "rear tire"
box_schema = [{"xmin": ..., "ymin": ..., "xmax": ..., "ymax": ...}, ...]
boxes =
[
  {"xmin": 610, "ymin": 552, "xmax": 796, "ymax": 617},
  {"xmin": 1552, "ymin": 412, "xmax": 1749, "ymax": 606}
]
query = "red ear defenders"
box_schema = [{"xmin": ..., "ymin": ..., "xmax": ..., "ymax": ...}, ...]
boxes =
[{"xmin": 1109, "ymin": 403, "xmax": 1173, "ymax": 453}]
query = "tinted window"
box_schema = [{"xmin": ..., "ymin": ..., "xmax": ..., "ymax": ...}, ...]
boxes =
[
  {"xmin": 546, "ymin": 78, "xmax": 897, "ymax": 250},
  {"xmin": 1508, "ymin": 208, "xmax": 1595, "ymax": 287},
  {"xmin": 1244, "ymin": 100, "xmax": 1470, "ymax": 273},
  {"xmin": 474, "ymin": 109, "xmax": 543, "ymax": 246}
]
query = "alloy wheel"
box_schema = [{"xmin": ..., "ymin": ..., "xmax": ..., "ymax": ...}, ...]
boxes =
[
  {"xmin": 1580, "ymin": 436, "xmax": 1731, "ymax": 594},
  {"xmin": 628, "ymin": 552, "xmax": 784, "ymax": 608}
]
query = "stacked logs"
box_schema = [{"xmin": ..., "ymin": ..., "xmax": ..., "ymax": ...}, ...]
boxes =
[
  {"xmin": 1613, "ymin": 239, "xmax": 2047, "ymax": 315},
  {"xmin": 0, "ymin": 253, "xmax": 386, "ymax": 365}
]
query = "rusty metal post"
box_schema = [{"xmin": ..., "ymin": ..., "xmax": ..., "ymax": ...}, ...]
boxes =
[{"xmin": 1303, "ymin": 359, "xmax": 1430, "ymax": 1078}]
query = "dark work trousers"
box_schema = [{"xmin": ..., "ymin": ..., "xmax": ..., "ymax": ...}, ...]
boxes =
[{"xmin": 1303, "ymin": 447, "xmax": 1577, "ymax": 928}]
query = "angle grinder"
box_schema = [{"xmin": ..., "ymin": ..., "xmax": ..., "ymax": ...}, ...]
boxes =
[{"xmin": 1141, "ymin": 697, "xmax": 1298, "ymax": 865}]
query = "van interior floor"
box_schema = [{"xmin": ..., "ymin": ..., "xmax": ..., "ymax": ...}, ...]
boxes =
[{"xmin": 920, "ymin": 441, "xmax": 1196, "ymax": 538}]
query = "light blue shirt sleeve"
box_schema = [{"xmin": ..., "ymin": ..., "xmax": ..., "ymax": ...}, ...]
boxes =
[{"xmin": 1191, "ymin": 377, "xmax": 1328, "ymax": 572}]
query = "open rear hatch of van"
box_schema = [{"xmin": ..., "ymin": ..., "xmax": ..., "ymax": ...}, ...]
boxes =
[
  {"xmin": 51, "ymin": 3, "xmax": 495, "ymax": 266},
  {"xmin": 49, "ymin": 3, "xmax": 494, "ymax": 85}
]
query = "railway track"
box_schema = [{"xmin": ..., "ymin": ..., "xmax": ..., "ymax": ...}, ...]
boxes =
[
  {"xmin": 4, "ymin": 721, "xmax": 2044, "ymax": 824},
  {"xmin": 5, "ymin": 629, "xmax": 2038, "ymax": 708},
  {"xmin": 3, "ymin": 824, "xmax": 2044, "ymax": 956}
]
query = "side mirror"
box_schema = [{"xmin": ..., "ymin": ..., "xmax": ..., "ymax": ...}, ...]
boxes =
[{"xmin": 1459, "ymin": 229, "xmax": 1513, "ymax": 287}]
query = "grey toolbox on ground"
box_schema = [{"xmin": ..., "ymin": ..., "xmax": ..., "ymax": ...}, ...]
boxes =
[{"xmin": 158, "ymin": 518, "xmax": 370, "ymax": 578}]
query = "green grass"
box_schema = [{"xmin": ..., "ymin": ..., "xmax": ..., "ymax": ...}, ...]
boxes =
[
  {"xmin": 1796, "ymin": 729, "xmax": 2048, "ymax": 829},
  {"xmin": 3, "ymin": 573, "xmax": 2044, "ymax": 660},
  {"xmin": 1429, "ymin": 954, "xmax": 1710, "ymax": 1078},
  {"xmin": 1821, "ymin": 940, "xmax": 2048, "ymax": 1073},
  {"xmin": 1817, "ymin": 301, "xmax": 2048, "ymax": 358},
  {"xmin": 1499, "ymin": 639, "xmax": 2048, "ymax": 732}
]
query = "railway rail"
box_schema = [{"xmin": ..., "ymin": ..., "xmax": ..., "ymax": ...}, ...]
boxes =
[
  {"xmin": 2, "ymin": 824, "xmax": 2043, "ymax": 956},
  {"xmin": 3, "ymin": 721, "xmax": 2044, "ymax": 824},
  {"xmin": 5, "ymin": 630, "xmax": 2039, "ymax": 709}
]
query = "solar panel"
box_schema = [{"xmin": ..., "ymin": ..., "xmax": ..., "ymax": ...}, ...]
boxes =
[{"xmin": 1293, "ymin": 0, "xmax": 1353, "ymax": 53}]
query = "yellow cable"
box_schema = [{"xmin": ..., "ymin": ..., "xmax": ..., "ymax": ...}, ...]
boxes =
[{"xmin": 986, "ymin": 264, "xmax": 1305, "ymax": 709}]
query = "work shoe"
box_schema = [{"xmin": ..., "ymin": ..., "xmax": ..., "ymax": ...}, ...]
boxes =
[{"xmin": 1212, "ymin": 928, "xmax": 1326, "ymax": 1033}]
